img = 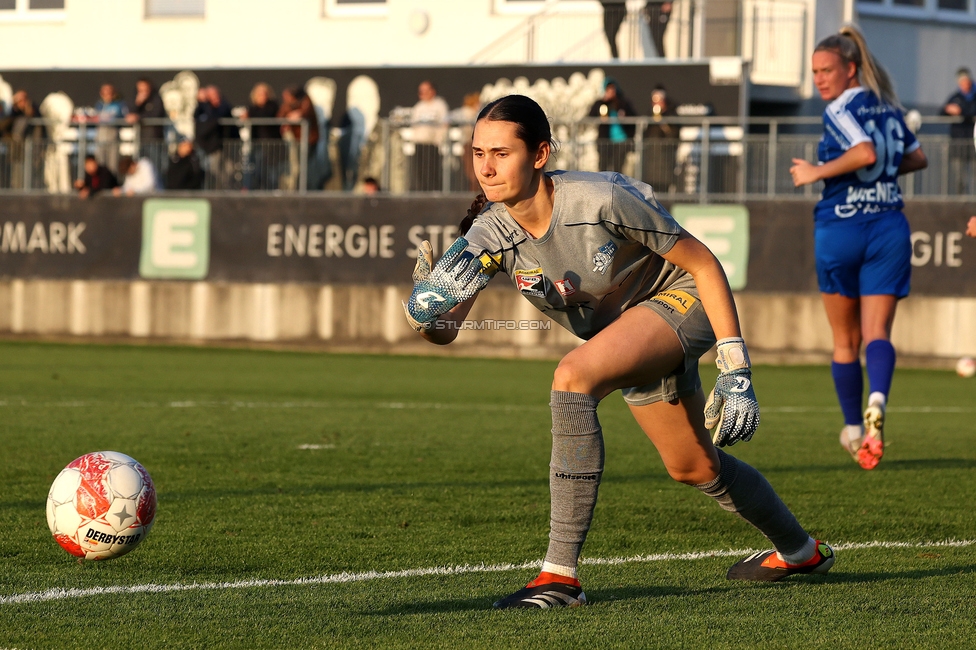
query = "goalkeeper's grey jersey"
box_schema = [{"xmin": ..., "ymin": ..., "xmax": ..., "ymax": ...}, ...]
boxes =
[{"xmin": 463, "ymin": 170, "xmax": 693, "ymax": 340}]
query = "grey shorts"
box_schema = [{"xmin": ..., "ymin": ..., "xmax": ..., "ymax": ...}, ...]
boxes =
[{"xmin": 620, "ymin": 286, "xmax": 717, "ymax": 407}]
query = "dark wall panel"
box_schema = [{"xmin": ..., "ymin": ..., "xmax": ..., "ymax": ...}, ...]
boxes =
[
  {"xmin": 0, "ymin": 62, "xmax": 740, "ymax": 118},
  {"xmin": 1, "ymin": 195, "xmax": 974, "ymax": 296}
]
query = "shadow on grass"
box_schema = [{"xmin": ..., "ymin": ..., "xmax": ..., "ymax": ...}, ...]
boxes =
[
  {"xmin": 366, "ymin": 564, "xmax": 976, "ymax": 615},
  {"xmin": 155, "ymin": 472, "xmax": 682, "ymax": 502},
  {"xmin": 760, "ymin": 457, "xmax": 976, "ymax": 475},
  {"xmin": 366, "ymin": 584, "xmax": 727, "ymax": 616},
  {"xmin": 809, "ymin": 563, "xmax": 976, "ymax": 585}
]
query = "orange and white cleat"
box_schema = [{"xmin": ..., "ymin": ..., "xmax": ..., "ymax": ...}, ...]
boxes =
[
  {"xmin": 727, "ymin": 541, "xmax": 835, "ymax": 582},
  {"xmin": 859, "ymin": 403, "xmax": 885, "ymax": 470}
]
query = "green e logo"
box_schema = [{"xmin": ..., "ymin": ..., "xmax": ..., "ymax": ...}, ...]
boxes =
[
  {"xmin": 670, "ymin": 204, "xmax": 750, "ymax": 290},
  {"xmin": 139, "ymin": 199, "xmax": 210, "ymax": 279}
]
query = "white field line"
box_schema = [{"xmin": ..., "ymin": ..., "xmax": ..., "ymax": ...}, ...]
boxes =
[
  {"xmin": 1, "ymin": 539, "xmax": 973, "ymax": 606},
  {"xmin": 0, "ymin": 399, "xmax": 971, "ymax": 414},
  {"xmin": 0, "ymin": 399, "xmax": 546, "ymax": 412}
]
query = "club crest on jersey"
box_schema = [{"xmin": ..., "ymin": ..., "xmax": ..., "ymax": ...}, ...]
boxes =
[
  {"xmin": 592, "ymin": 241, "xmax": 617, "ymax": 275},
  {"xmin": 514, "ymin": 268, "xmax": 546, "ymax": 298},
  {"xmin": 554, "ymin": 278, "xmax": 576, "ymax": 297}
]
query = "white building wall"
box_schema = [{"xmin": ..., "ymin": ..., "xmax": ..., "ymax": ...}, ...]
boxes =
[
  {"xmin": 0, "ymin": 0, "xmax": 553, "ymax": 70},
  {"xmin": 859, "ymin": 14, "xmax": 976, "ymax": 111}
]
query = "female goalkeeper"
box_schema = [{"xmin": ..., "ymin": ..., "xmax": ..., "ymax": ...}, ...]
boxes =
[
  {"xmin": 404, "ymin": 94, "xmax": 833, "ymax": 609},
  {"xmin": 789, "ymin": 26, "xmax": 927, "ymax": 470}
]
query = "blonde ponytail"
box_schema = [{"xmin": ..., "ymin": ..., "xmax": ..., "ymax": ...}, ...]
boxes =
[{"xmin": 817, "ymin": 24, "xmax": 901, "ymax": 109}]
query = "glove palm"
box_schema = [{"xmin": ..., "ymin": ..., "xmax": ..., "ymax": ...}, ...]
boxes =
[{"xmin": 403, "ymin": 237, "xmax": 499, "ymax": 331}]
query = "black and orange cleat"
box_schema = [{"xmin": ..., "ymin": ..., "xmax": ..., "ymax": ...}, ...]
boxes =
[
  {"xmin": 492, "ymin": 572, "xmax": 587, "ymax": 609},
  {"xmin": 727, "ymin": 541, "xmax": 835, "ymax": 582}
]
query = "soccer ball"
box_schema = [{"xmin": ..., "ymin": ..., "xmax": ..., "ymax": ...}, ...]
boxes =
[
  {"xmin": 46, "ymin": 451, "xmax": 157, "ymax": 561},
  {"xmin": 957, "ymin": 357, "xmax": 976, "ymax": 378}
]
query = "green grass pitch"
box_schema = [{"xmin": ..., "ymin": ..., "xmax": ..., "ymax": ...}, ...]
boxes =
[{"xmin": 1, "ymin": 340, "xmax": 975, "ymax": 648}]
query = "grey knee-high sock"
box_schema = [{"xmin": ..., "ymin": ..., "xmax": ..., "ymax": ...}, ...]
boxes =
[
  {"xmin": 695, "ymin": 448, "xmax": 809, "ymax": 556},
  {"xmin": 544, "ymin": 390, "xmax": 605, "ymax": 574}
]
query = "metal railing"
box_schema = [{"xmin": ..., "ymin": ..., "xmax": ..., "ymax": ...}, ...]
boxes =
[
  {"xmin": 1, "ymin": 115, "xmax": 974, "ymax": 201},
  {"xmin": 0, "ymin": 117, "xmax": 310, "ymax": 194}
]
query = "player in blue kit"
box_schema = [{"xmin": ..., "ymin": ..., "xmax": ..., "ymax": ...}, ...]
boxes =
[
  {"xmin": 790, "ymin": 26, "xmax": 927, "ymax": 470},
  {"xmin": 403, "ymin": 94, "xmax": 834, "ymax": 608}
]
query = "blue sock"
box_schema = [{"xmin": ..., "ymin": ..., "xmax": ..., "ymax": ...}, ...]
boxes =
[
  {"xmin": 831, "ymin": 360, "xmax": 863, "ymax": 426},
  {"xmin": 865, "ymin": 339, "xmax": 896, "ymax": 398}
]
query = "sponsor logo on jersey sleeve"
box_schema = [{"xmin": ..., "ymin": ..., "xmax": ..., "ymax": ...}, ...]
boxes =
[
  {"xmin": 554, "ymin": 278, "xmax": 577, "ymax": 297},
  {"xmin": 592, "ymin": 240, "xmax": 618, "ymax": 275},
  {"xmin": 478, "ymin": 251, "xmax": 502, "ymax": 276},
  {"xmin": 514, "ymin": 268, "xmax": 547, "ymax": 298},
  {"xmin": 650, "ymin": 290, "xmax": 697, "ymax": 315}
]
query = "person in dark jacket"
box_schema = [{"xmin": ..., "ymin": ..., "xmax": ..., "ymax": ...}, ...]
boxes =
[
  {"xmin": 126, "ymin": 78, "xmax": 166, "ymax": 141},
  {"xmin": 599, "ymin": 0, "xmax": 627, "ymax": 59},
  {"xmin": 243, "ymin": 82, "xmax": 281, "ymax": 190},
  {"xmin": 165, "ymin": 139, "xmax": 205, "ymax": 190},
  {"xmin": 73, "ymin": 155, "xmax": 118, "ymax": 198},
  {"xmin": 1, "ymin": 90, "xmax": 45, "ymax": 189},
  {"xmin": 278, "ymin": 86, "xmax": 325, "ymax": 190},
  {"xmin": 645, "ymin": 1, "xmax": 672, "ymax": 58},
  {"xmin": 588, "ymin": 78, "xmax": 637, "ymax": 173},
  {"xmin": 194, "ymin": 85, "xmax": 236, "ymax": 188},
  {"xmin": 942, "ymin": 67, "xmax": 976, "ymax": 194}
]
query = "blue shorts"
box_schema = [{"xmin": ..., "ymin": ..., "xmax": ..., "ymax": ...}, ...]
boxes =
[{"xmin": 814, "ymin": 213, "xmax": 912, "ymax": 298}]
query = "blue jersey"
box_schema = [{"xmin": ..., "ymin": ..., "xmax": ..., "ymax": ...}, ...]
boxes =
[{"xmin": 815, "ymin": 87, "xmax": 919, "ymax": 223}]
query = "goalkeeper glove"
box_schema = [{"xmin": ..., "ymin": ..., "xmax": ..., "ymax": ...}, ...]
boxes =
[
  {"xmin": 402, "ymin": 237, "xmax": 500, "ymax": 332},
  {"xmin": 704, "ymin": 337, "xmax": 760, "ymax": 447}
]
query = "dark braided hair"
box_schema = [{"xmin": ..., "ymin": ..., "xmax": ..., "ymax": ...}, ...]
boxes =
[
  {"xmin": 460, "ymin": 193, "xmax": 489, "ymax": 236},
  {"xmin": 459, "ymin": 95, "xmax": 557, "ymax": 236}
]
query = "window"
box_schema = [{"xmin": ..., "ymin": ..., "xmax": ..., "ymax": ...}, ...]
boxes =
[
  {"xmin": 858, "ymin": 0, "xmax": 976, "ymax": 20},
  {"xmin": 323, "ymin": 0, "xmax": 386, "ymax": 17},
  {"xmin": 145, "ymin": 0, "xmax": 205, "ymax": 18},
  {"xmin": 0, "ymin": 0, "xmax": 64, "ymax": 20}
]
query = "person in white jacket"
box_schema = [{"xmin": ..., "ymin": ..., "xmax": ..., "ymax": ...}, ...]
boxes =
[{"xmin": 113, "ymin": 155, "xmax": 159, "ymax": 196}]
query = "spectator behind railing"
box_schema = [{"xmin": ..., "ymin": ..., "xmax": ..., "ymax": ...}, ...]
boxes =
[
  {"xmin": 73, "ymin": 154, "xmax": 118, "ymax": 198},
  {"xmin": 113, "ymin": 154, "xmax": 159, "ymax": 196},
  {"xmin": 941, "ymin": 67, "xmax": 976, "ymax": 195},
  {"xmin": 166, "ymin": 138, "xmax": 205, "ymax": 190},
  {"xmin": 644, "ymin": 85, "xmax": 677, "ymax": 194},
  {"xmin": 361, "ymin": 176, "xmax": 380, "ymax": 195},
  {"xmin": 0, "ymin": 90, "xmax": 45, "ymax": 189},
  {"xmin": 126, "ymin": 78, "xmax": 166, "ymax": 141},
  {"xmin": 243, "ymin": 83, "xmax": 281, "ymax": 190},
  {"xmin": 278, "ymin": 86, "xmax": 320, "ymax": 190},
  {"xmin": 94, "ymin": 83, "xmax": 127, "ymax": 173},
  {"xmin": 599, "ymin": 0, "xmax": 627, "ymax": 60},
  {"xmin": 194, "ymin": 85, "xmax": 236, "ymax": 188},
  {"xmin": 645, "ymin": 2, "xmax": 672, "ymax": 58},
  {"xmin": 409, "ymin": 80, "xmax": 449, "ymax": 191},
  {"xmin": 588, "ymin": 78, "xmax": 637, "ymax": 173}
]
